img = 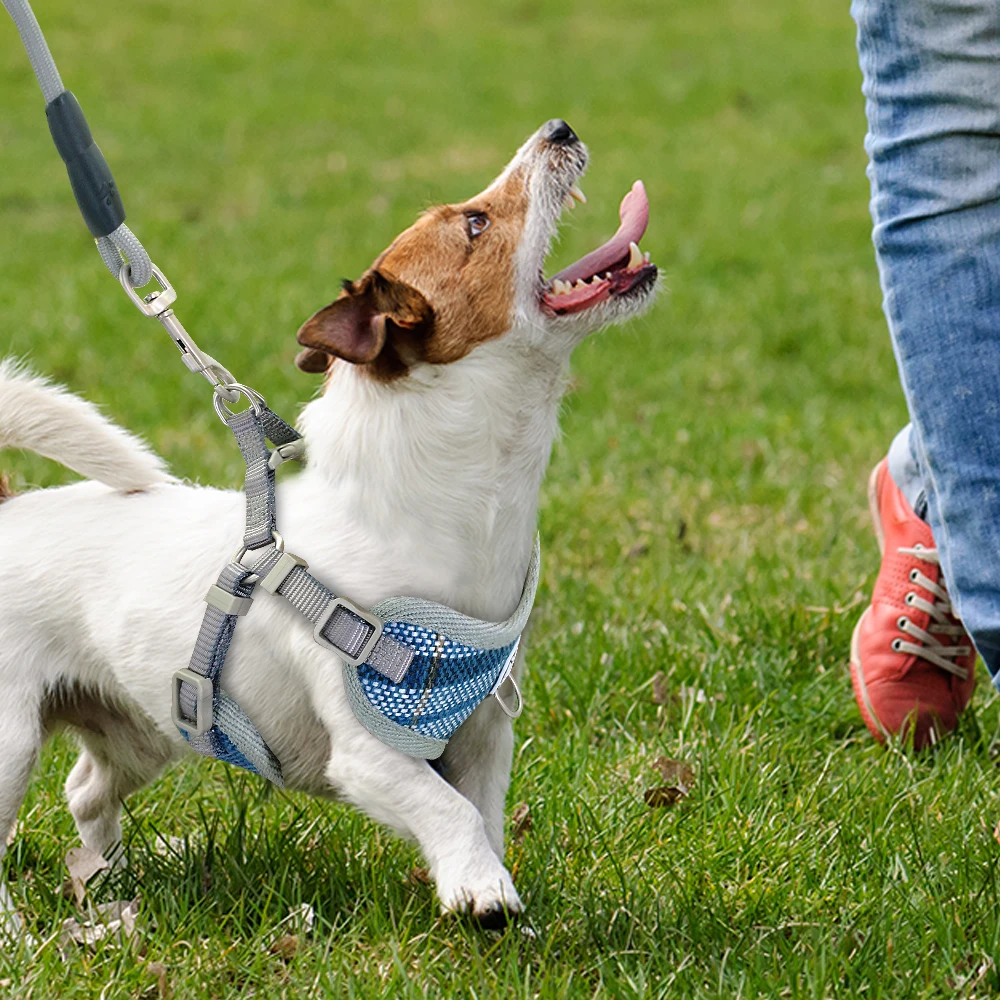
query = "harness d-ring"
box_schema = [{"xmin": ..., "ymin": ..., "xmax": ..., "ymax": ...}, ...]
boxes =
[
  {"xmin": 493, "ymin": 675, "xmax": 523, "ymax": 719},
  {"xmin": 212, "ymin": 382, "xmax": 267, "ymax": 424}
]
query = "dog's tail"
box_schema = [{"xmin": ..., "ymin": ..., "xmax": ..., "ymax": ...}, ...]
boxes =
[{"xmin": 0, "ymin": 359, "xmax": 172, "ymax": 491}]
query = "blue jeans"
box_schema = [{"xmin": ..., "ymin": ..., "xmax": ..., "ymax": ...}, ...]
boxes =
[{"xmin": 852, "ymin": 0, "xmax": 1000, "ymax": 688}]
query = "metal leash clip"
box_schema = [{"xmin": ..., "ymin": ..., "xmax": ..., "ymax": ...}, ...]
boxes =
[{"xmin": 118, "ymin": 262, "xmax": 239, "ymax": 402}]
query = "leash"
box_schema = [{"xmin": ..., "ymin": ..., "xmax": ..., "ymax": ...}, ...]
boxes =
[
  {"xmin": 4, "ymin": 0, "xmax": 537, "ymax": 786},
  {"xmin": 2, "ymin": 0, "xmax": 239, "ymax": 398}
]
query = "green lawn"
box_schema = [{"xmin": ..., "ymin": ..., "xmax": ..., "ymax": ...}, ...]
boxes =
[{"xmin": 2, "ymin": 0, "xmax": 999, "ymax": 996}]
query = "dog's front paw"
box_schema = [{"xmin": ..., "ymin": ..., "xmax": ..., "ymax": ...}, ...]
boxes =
[{"xmin": 438, "ymin": 866, "xmax": 522, "ymax": 928}]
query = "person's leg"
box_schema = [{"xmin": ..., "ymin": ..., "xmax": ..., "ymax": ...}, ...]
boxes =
[
  {"xmin": 887, "ymin": 424, "xmax": 925, "ymax": 518},
  {"xmin": 852, "ymin": 0, "xmax": 1000, "ymax": 697}
]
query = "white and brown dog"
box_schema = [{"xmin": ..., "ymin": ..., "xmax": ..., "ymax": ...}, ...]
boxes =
[{"xmin": 0, "ymin": 120, "xmax": 657, "ymax": 933}]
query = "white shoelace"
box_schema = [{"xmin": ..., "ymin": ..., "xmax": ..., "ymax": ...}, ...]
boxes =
[{"xmin": 893, "ymin": 544, "xmax": 971, "ymax": 680}]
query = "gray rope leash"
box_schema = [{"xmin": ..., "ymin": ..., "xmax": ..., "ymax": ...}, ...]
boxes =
[{"xmin": 4, "ymin": 0, "xmax": 153, "ymax": 286}]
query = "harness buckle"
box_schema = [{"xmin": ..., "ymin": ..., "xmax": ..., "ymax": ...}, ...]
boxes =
[
  {"xmin": 171, "ymin": 669, "xmax": 214, "ymax": 737},
  {"xmin": 314, "ymin": 597, "xmax": 384, "ymax": 667},
  {"xmin": 267, "ymin": 440, "xmax": 305, "ymax": 470}
]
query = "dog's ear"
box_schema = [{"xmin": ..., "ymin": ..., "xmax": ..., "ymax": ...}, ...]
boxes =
[
  {"xmin": 295, "ymin": 273, "xmax": 433, "ymax": 371},
  {"xmin": 294, "ymin": 346, "xmax": 335, "ymax": 373}
]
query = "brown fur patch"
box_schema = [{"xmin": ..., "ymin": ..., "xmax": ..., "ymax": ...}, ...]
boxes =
[
  {"xmin": 297, "ymin": 167, "xmax": 529, "ymax": 381},
  {"xmin": 0, "ymin": 473, "xmax": 14, "ymax": 505}
]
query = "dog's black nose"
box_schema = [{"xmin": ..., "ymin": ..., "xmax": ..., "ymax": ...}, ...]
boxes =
[{"xmin": 544, "ymin": 119, "xmax": 578, "ymax": 145}]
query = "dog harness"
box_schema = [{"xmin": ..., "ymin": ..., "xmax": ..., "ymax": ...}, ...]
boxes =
[{"xmin": 170, "ymin": 393, "xmax": 538, "ymax": 786}]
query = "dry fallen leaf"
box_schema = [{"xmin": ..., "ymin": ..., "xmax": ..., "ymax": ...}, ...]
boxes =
[
  {"xmin": 65, "ymin": 846, "xmax": 111, "ymax": 906},
  {"xmin": 146, "ymin": 961, "xmax": 171, "ymax": 999},
  {"xmin": 269, "ymin": 935, "xmax": 300, "ymax": 961},
  {"xmin": 644, "ymin": 786, "xmax": 686, "ymax": 808},
  {"xmin": 407, "ymin": 866, "xmax": 431, "ymax": 886},
  {"xmin": 5, "ymin": 821, "xmax": 18, "ymax": 848},
  {"xmin": 511, "ymin": 802, "xmax": 533, "ymax": 841},
  {"xmin": 645, "ymin": 757, "xmax": 696, "ymax": 809},
  {"xmin": 60, "ymin": 897, "xmax": 140, "ymax": 950},
  {"xmin": 651, "ymin": 672, "xmax": 671, "ymax": 705},
  {"xmin": 652, "ymin": 757, "xmax": 696, "ymax": 791}
]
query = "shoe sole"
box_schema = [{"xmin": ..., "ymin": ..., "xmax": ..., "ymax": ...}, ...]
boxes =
[{"xmin": 850, "ymin": 462, "xmax": 890, "ymax": 744}]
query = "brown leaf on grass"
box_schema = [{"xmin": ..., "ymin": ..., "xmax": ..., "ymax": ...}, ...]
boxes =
[
  {"xmin": 652, "ymin": 756, "xmax": 696, "ymax": 790},
  {"xmin": 651, "ymin": 672, "xmax": 672, "ymax": 705},
  {"xmin": 60, "ymin": 897, "xmax": 140, "ymax": 949},
  {"xmin": 65, "ymin": 846, "xmax": 111, "ymax": 906},
  {"xmin": 269, "ymin": 935, "xmax": 300, "ymax": 961},
  {"xmin": 627, "ymin": 539, "xmax": 650, "ymax": 559},
  {"xmin": 994, "ymin": 819, "xmax": 1000, "ymax": 847},
  {"xmin": 407, "ymin": 866, "xmax": 431, "ymax": 886},
  {"xmin": 644, "ymin": 786, "xmax": 686, "ymax": 808},
  {"xmin": 146, "ymin": 961, "xmax": 172, "ymax": 999},
  {"xmin": 644, "ymin": 757, "xmax": 696, "ymax": 809},
  {"xmin": 5, "ymin": 821, "xmax": 18, "ymax": 848},
  {"xmin": 511, "ymin": 802, "xmax": 533, "ymax": 841}
]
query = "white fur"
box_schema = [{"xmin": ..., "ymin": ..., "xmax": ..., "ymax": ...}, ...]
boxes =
[
  {"xmin": 0, "ymin": 359, "xmax": 171, "ymax": 491},
  {"xmin": 0, "ymin": 123, "xmax": 656, "ymax": 934}
]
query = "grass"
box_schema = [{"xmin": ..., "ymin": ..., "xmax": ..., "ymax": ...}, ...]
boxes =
[{"xmin": 2, "ymin": 0, "xmax": 1000, "ymax": 996}]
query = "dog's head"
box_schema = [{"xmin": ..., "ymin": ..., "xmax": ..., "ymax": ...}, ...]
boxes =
[{"xmin": 296, "ymin": 120, "xmax": 658, "ymax": 379}]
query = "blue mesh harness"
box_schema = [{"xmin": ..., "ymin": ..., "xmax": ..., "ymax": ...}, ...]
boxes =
[{"xmin": 171, "ymin": 400, "xmax": 538, "ymax": 786}]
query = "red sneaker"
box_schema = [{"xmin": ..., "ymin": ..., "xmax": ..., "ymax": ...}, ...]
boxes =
[{"xmin": 850, "ymin": 459, "xmax": 977, "ymax": 748}]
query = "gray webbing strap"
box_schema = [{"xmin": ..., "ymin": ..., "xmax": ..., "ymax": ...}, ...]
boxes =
[
  {"xmin": 228, "ymin": 405, "xmax": 301, "ymax": 549},
  {"xmin": 172, "ymin": 404, "xmax": 304, "ymax": 785},
  {"xmin": 173, "ymin": 560, "xmax": 284, "ymax": 786},
  {"xmin": 249, "ymin": 547, "xmax": 415, "ymax": 683}
]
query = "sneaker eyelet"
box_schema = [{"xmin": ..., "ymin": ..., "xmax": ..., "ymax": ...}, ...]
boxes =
[
  {"xmin": 905, "ymin": 592, "xmax": 915, "ymax": 605},
  {"xmin": 909, "ymin": 569, "xmax": 919, "ymax": 582},
  {"xmin": 897, "ymin": 616, "xmax": 908, "ymax": 629},
  {"xmin": 891, "ymin": 638, "xmax": 903, "ymax": 652}
]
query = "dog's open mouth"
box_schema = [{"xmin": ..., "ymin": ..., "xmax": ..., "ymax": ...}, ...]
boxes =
[{"xmin": 542, "ymin": 180, "xmax": 656, "ymax": 316}]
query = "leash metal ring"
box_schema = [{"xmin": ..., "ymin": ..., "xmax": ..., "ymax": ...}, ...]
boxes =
[
  {"xmin": 234, "ymin": 530, "xmax": 285, "ymax": 584},
  {"xmin": 212, "ymin": 382, "xmax": 266, "ymax": 424}
]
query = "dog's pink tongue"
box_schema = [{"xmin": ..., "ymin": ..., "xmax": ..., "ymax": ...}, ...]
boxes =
[{"xmin": 552, "ymin": 180, "xmax": 649, "ymax": 284}]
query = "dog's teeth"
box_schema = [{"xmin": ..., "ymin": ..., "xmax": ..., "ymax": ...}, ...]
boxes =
[
  {"xmin": 605, "ymin": 272, "xmax": 612, "ymax": 280},
  {"xmin": 628, "ymin": 241, "xmax": 644, "ymax": 269},
  {"xmin": 552, "ymin": 278, "xmax": 572, "ymax": 295},
  {"xmin": 562, "ymin": 193, "xmax": 576, "ymax": 212},
  {"xmin": 573, "ymin": 278, "xmax": 589, "ymax": 290},
  {"xmin": 643, "ymin": 251, "xmax": 651, "ymax": 263},
  {"xmin": 569, "ymin": 183, "xmax": 587, "ymax": 204}
]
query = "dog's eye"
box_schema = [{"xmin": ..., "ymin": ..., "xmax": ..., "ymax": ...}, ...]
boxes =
[{"xmin": 466, "ymin": 212, "xmax": 490, "ymax": 238}]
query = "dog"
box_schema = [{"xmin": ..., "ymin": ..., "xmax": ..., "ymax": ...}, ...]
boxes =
[{"xmin": 0, "ymin": 119, "xmax": 657, "ymax": 935}]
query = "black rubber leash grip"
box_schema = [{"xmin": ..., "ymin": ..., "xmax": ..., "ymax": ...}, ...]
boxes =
[{"xmin": 45, "ymin": 90, "xmax": 125, "ymax": 238}]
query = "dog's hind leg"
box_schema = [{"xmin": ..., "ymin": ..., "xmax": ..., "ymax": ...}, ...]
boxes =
[
  {"xmin": 0, "ymin": 695, "xmax": 43, "ymax": 942},
  {"xmin": 65, "ymin": 724, "xmax": 169, "ymax": 863}
]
